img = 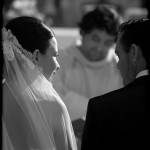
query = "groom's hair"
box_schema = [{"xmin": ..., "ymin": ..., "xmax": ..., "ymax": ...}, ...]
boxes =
[{"xmin": 119, "ymin": 18, "xmax": 150, "ymax": 68}]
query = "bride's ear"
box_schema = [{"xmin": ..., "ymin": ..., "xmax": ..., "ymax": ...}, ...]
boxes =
[{"xmin": 33, "ymin": 49, "xmax": 40, "ymax": 64}]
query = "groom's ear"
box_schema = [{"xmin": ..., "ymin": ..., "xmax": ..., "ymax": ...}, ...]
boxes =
[
  {"xmin": 130, "ymin": 44, "xmax": 139, "ymax": 62},
  {"xmin": 33, "ymin": 49, "xmax": 39, "ymax": 64}
]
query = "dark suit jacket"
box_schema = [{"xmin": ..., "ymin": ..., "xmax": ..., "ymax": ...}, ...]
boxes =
[{"xmin": 81, "ymin": 75, "xmax": 149, "ymax": 150}]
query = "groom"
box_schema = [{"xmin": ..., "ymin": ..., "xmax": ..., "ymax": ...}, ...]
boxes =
[{"xmin": 81, "ymin": 18, "xmax": 150, "ymax": 150}]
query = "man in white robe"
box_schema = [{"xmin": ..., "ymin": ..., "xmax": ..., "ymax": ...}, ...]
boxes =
[{"xmin": 52, "ymin": 5, "xmax": 123, "ymax": 121}]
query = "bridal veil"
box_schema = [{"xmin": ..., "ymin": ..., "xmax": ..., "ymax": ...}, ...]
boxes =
[{"xmin": 2, "ymin": 26, "xmax": 77, "ymax": 150}]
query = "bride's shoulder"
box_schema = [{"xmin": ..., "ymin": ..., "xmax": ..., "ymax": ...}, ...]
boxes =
[{"xmin": 38, "ymin": 95, "xmax": 64, "ymax": 114}]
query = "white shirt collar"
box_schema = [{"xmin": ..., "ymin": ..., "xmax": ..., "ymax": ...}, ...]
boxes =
[{"xmin": 136, "ymin": 70, "xmax": 149, "ymax": 79}]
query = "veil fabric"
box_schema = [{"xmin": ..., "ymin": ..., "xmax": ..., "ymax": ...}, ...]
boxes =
[{"xmin": 2, "ymin": 28, "xmax": 77, "ymax": 150}]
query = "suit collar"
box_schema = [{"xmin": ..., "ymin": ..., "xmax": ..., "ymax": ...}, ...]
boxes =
[
  {"xmin": 136, "ymin": 70, "xmax": 149, "ymax": 79},
  {"xmin": 126, "ymin": 75, "xmax": 149, "ymax": 87}
]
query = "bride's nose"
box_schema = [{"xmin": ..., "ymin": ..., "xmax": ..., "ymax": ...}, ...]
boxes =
[
  {"xmin": 56, "ymin": 63, "xmax": 60, "ymax": 71},
  {"xmin": 56, "ymin": 66, "xmax": 60, "ymax": 70}
]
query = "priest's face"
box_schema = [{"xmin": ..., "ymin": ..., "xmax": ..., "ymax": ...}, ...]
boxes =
[{"xmin": 80, "ymin": 29, "xmax": 115, "ymax": 62}]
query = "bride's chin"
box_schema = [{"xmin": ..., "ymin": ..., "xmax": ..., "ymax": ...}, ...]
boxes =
[
  {"xmin": 48, "ymin": 75, "xmax": 54, "ymax": 81},
  {"xmin": 48, "ymin": 71, "xmax": 56, "ymax": 81}
]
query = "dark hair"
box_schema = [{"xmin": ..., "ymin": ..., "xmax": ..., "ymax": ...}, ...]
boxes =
[
  {"xmin": 78, "ymin": 5, "xmax": 122, "ymax": 37},
  {"xmin": 5, "ymin": 16, "xmax": 54, "ymax": 54},
  {"xmin": 119, "ymin": 18, "xmax": 150, "ymax": 64}
]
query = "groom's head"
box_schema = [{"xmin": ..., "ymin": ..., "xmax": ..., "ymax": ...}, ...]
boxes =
[{"xmin": 115, "ymin": 18, "xmax": 149, "ymax": 86}]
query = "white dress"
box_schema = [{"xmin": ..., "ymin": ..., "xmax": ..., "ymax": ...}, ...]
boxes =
[{"xmin": 2, "ymin": 28, "xmax": 77, "ymax": 150}]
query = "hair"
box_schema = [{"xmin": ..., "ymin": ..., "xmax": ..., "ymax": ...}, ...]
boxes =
[
  {"xmin": 119, "ymin": 18, "xmax": 150, "ymax": 65},
  {"xmin": 5, "ymin": 16, "xmax": 55, "ymax": 54},
  {"xmin": 78, "ymin": 5, "xmax": 123, "ymax": 37}
]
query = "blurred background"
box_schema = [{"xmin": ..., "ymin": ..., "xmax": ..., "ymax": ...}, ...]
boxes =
[
  {"xmin": 2, "ymin": 0, "xmax": 149, "ymax": 48},
  {"xmin": 1, "ymin": 1, "xmax": 149, "ymax": 149}
]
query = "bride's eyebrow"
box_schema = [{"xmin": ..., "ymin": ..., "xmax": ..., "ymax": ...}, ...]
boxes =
[{"xmin": 115, "ymin": 48, "xmax": 118, "ymax": 55}]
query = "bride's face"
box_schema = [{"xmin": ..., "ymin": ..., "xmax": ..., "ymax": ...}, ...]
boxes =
[{"xmin": 38, "ymin": 37, "xmax": 60, "ymax": 80}]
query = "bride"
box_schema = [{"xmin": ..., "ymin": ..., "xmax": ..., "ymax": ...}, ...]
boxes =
[{"xmin": 2, "ymin": 16, "xmax": 77, "ymax": 150}]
